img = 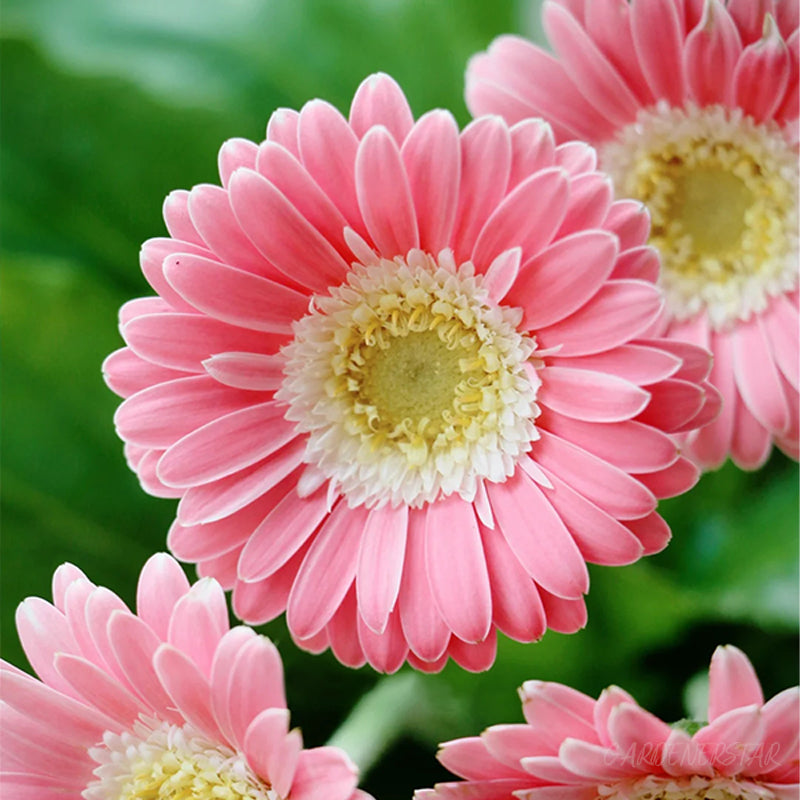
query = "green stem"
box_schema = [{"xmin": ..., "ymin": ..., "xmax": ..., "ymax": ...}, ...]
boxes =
[{"xmin": 326, "ymin": 672, "xmax": 424, "ymax": 777}]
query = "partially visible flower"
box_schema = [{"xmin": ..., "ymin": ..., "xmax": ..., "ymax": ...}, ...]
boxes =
[
  {"xmin": 418, "ymin": 645, "xmax": 799, "ymax": 800},
  {"xmin": 0, "ymin": 554, "xmax": 368, "ymax": 800},
  {"xmin": 467, "ymin": 0, "xmax": 799, "ymax": 470},
  {"xmin": 104, "ymin": 72, "xmax": 720, "ymax": 673}
]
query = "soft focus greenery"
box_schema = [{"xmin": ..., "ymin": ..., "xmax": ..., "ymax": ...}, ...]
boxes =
[{"xmin": 1, "ymin": 2, "xmax": 797, "ymax": 797}]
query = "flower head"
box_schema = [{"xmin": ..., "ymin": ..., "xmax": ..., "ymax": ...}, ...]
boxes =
[
  {"xmin": 466, "ymin": 0, "xmax": 799, "ymax": 470},
  {"xmin": 0, "ymin": 554, "xmax": 367, "ymax": 800},
  {"xmin": 104, "ymin": 72, "xmax": 719, "ymax": 672},
  {"xmin": 419, "ymin": 645, "xmax": 799, "ymax": 800}
]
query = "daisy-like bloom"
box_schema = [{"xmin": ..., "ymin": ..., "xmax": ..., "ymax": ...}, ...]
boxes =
[
  {"xmin": 0, "ymin": 554, "xmax": 368, "ymax": 800},
  {"xmin": 418, "ymin": 645, "xmax": 799, "ymax": 800},
  {"xmin": 466, "ymin": 0, "xmax": 799, "ymax": 470},
  {"xmin": 104, "ymin": 72, "xmax": 720, "ymax": 673}
]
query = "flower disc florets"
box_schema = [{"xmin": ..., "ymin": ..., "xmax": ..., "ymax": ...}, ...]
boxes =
[
  {"xmin": 602, "ymin": 103, "xmax": 799, "ymax": 329},
  {"xmin": 279, "ymin": 248, "xmax": 540, "ymax": 509}
]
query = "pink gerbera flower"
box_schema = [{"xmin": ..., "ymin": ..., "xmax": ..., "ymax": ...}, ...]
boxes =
[
  {"xmin": 104, "ymin": 72, "xmax": 719, "ymax": 673},
  {"xmin": 419, "ymin": 645, "xmax": 799, "ymax": 800},
  {"xmin": 466, "ymin": 0, "xmax": 799, "ymax": 470},
  {"xmin": 0, "ymin": 554, "xmax": 368, "ymax": 800}
]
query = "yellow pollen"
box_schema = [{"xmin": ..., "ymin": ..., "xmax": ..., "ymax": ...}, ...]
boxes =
[{"xmin": 601, "ymin": 103, "xmax": 798, "ymax": 329}]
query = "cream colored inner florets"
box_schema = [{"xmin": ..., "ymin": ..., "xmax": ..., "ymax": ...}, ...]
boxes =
[
  {"xmin": 601, "ymin": 103, "xmax": 798, "ymax": 330},
  {"xmin": 598, "ymin": 773, "xmax": 779, "ymax": 800},
  {"xmin": 278, "ymin": 249, "xmax": 541, "ymax": 509},
  {"xmin": 85, "ymin": 719, "xmax": 276, "ymax": 800}
]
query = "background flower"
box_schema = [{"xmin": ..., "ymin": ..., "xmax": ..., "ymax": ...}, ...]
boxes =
[
  {"xmin": 1, "ymin": 1, "xmax": 797, "ymax": 797},
  {"xmin": 420, "ymin": 644, "xmax": 799, "ymax": 800},
  {"xmin": 466, "ymin": 0, "xmax": 799, "ymax": 471},
  {"xmin": 0, "ymin": 554, "xmax": 367, "ymax": 800}
]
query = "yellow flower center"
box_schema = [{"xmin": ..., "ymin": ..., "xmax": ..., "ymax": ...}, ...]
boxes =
[
  {"xmin": 601, "ymin": 103, "xmax": 798, "ymax": 329},
  {"xmin": 279, "ymin": 249, "xmax": 541, "ymax": 508},
  {"xmin": 87, "ymin": 721, "xmax": 275, "ymax": 800}
]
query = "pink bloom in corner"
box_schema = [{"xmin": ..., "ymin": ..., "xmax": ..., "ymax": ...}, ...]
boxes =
[
  {"xmin": 467, "ymin": 0, "xmax": 799, "ymax": 470},
  {"xmin": 419, "ymin": 645, "xmax": 799, "ymax": 800},
  {"xmin": 0, "ymin": 554, "xmax": 368, "ymax": 800},
  {"xmin": 104, "ymin": 72, "xmax": 719, "ymax": 673}
]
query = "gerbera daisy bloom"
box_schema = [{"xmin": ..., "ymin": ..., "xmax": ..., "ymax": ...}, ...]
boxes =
[
  {"xmin": 418, "ymin": 644, "xmax": 799, "ymax": 800},
  {"xmin": 0, "ymin": 554, "xmax": 368, "ymax": 800},
  {"xmin": 466, "ymin": 0, "xmax": 799, "ymax": 470},
  {"xmin": 104, "ymin": 72, "xmax": 719, "ymax": 673}
]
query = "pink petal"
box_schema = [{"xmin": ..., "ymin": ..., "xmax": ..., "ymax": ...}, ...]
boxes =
[
  {"xmin": 216, "ymin": 630, "xmax": 286, "ymax": 750},
  {"xmin": 451, "ymin": 117, "xmax": 512, "ymax": 263},
  {"xmin": 550, "ymin": 343, "xmax": 681, "ymax": 387},
  {"xmin": 731, "ymin": 390, "xmax": 772, "ymax": 469},
  {"xmin": 202, "ymin": 352, "xmax": 286, "ymax": 392},
  {"xmin": 135, "ymin": 553, "xmax": 191, "ymax": 640},
  {"xmin": 107, "ymin": 611, "xmax": 182, "ymax": 722},
  {"xmin": 601, "ymin": 200, "xmax": 650, "ymax": 250},
  {"xmin": 684, "ymin": 0, "xmax": 743, "ymax": 105},
  {"xmin": 530, "ymin": 430, "xmax": 657, "ymax": 520},
  {"xmin": 763, "ymin": 295, "xmax": 799, "ymax": 391},
  {"xmin": 661, "ymin": 728, "xmax": 715, "ymax": 777},
  {"xmin": 356, "ymin": 505, "xmax": 408, "ymax": 635},
  {"xmin": 484, "ymin": 247, "xmax": 522, "ymax": 304},
  {"xmin": 153, "ymin": 644, "xmax": 225, "ymax": 742},
  {"xmin": 635, "ymin": 378, "xmax": 706, "ymax": 432},
  {"xmin": 471, "ymin": 168, "xmax": 569, "ymax": 269},
  {"xmin": 54, "ymin": 653, "xmax": 144, "ymax": 726},
  {"xmin": 555, "ymin": 172, "xmax": 614, "ymax": 238},
  {"xmin": 166, "ymin": 578, "xmax": 229, "ymax": 681},
  {"xmin": 187, "ymin": 183, "xmax": 276, "ymax": 277},
  {"xmin": 218, "ymin": 137, "xmax": 259, "ymax": 187},
  {"xmin": 266, "ymin": 108, "xmax": 301, "ymax": 156},
  {"xmin": 540, "ymin": 468, "xmax": 644, "ymax": 566},
  {"xmin": 51, "ymin": 564, "xmax": 90, "ymax": 612},
  {"xmin": 290, "ymin": 747, "xmax": 359, "ymax": 800},
  {"xmin": 163, "ymin": 253, "xmax": 308, "ymax": 333},
  {"xmin": 269, "ymin": 727, "xmax": 305, "ymax": 798},
  {"xmin": 448, "ymin": 630, "xmax": 498, "ymax": 673},
  {"xmin": 398, "ymin": 510, "xmax": 451, "ymax": 662},
  {"xmin": 255, "ymin": 140, "xmax": 351, "ymax": 258},
  {"xmin": 623, "ymin": 512, "xmax": 672, "ymax": 556},
  {"xmin": 558, "ymin": 738, "xmax": 643, "ymax": 780},
  {"xmin": 694, "ymin": 704, "xmax": 766, "ymax": 776},
  {"xmin": 480, "ymin": 523, "xmax": 548, "ymax": 642},
  {"xmin": 708, "ymin": 645, "xmax": 765, "ymax": 722},
  {"xmin": 758, "ymin": 687, "xmax": 800, "ymax": 778},
  {"xmin": 139, "ymin": 237, "xmax": 214, "ymax": 313},
  {"xmin": 544, "ymin": 2, "xmax": 641, "ymax": 125},
  {"xmin": 349, "ymin": 73, "xmax": 414, "ymax": 144},
  {"xmin": 539, "ymin": 366, "xmax": 650, "ymax": 422},
  {"xmin": 15, "ymin": 599, "xmax": 81, "ymax": 698},
  {"xmin": 553, "ymin": 141, "xmax": 597, "ymax": 176},
  {"xmin": 734, "ymin": 15, "xmax": 791, "ymax": 121},
  {"xmin": 228, "ymin": 168, "xmax": 348, "ymax": 292},
  {"xmin": 355, "ymin": 126, "xmax": 419, "ymax": 256},
  {"xmin": 488, "ymin": 469, "xmax": 589, "ymax": 599},
  {"xmin": 176, "ymin": 445, "xmax": 305, "ymax": 525},
  {"xmin": 733, "ymin": 315, "xmax": 790, "ymax": 434},
  {"xmin": 593, "ymin": 685, "xmax": 637, "ymax": 747},
  {"xmin": 607, "ymin": 702, "xmax": 672, "ymax": 764},
  {"xmin": 123, "ymin": 312, "xmax": 283, "ymax": 373},
  {"xmin": 438, "ymin": 734, "xmax": 528, "ymax": 780},
  {"xmin": 508, "ymin": 119, "xmax": 557, "ymax": 189},
  {"xmin": 636, "ymin": 456, "xmax": 699, "ymax": 499},
  {"xmin": 233, "ymin": 540, "xmax": 310, "ymax": 626},
  {"xmin": 103, "ymin": 347, "xmax": 189, "ymax": 399},
  {"xmin": 424, "ymin": 496, "xmax": 492, "ymax": 643},
  {"xmin": 326, "ymin": 588, "xmax": 367, "ymax": 669},
  {"xmin": 157, "ymin": 402, "xmax": 296, "ymax": 488},
  {"xmin": 241, "ymin": 706, "xmax": 293, "ymax": 788},
  {"xmin": 536, "ymin": 280, "xmax": 663, "ymax": 356},
  {"xmin": 611, "ymin": 245, "xmax": 660, "ymax": 283},
  {"xmin": 401, "ymin": 110, "xmax": 461, "ymax": 254},
  {"xmin": 287, "ymin": 502, "xmax": 367, "ymax": 638},
  {"xmin": 519, "ymin": 680, "xmax": 598, "ymax": 738},
  {"xmin": 114, "ymin": 375, "xmax": 257, "ymax": 449},
  {"xmin": 630, "ymin": 0, "xmax": 686, "ymax": 104},
  {"xmin": 298, "ymin": 100, "xmax": 365, "ymax": 236},
  {"xmin": 508, "ymin": 230, "xmax": 619, "ymax": 331},
  {"xmin": 238, "ymin": 485, "xmax": 330, "ymax": 581},
  {"xmin": 540, "ymin": 590, "xmax": 587, "ymax": 634},
  {"xmin": 162, "ymin": 189, "xmax": 204, "ymax": 246},
  {"xmin": 357, "ymin": 608, "xmax": 409, "ymax": 674},
  {"xmin": 542, "ymin": 413, "xmax": 678, "ymax": 473}
]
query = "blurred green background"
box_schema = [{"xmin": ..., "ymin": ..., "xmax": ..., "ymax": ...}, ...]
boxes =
[{"xmin": 1, "ymin": 1, "xmax": 797, "ymax": 797}]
